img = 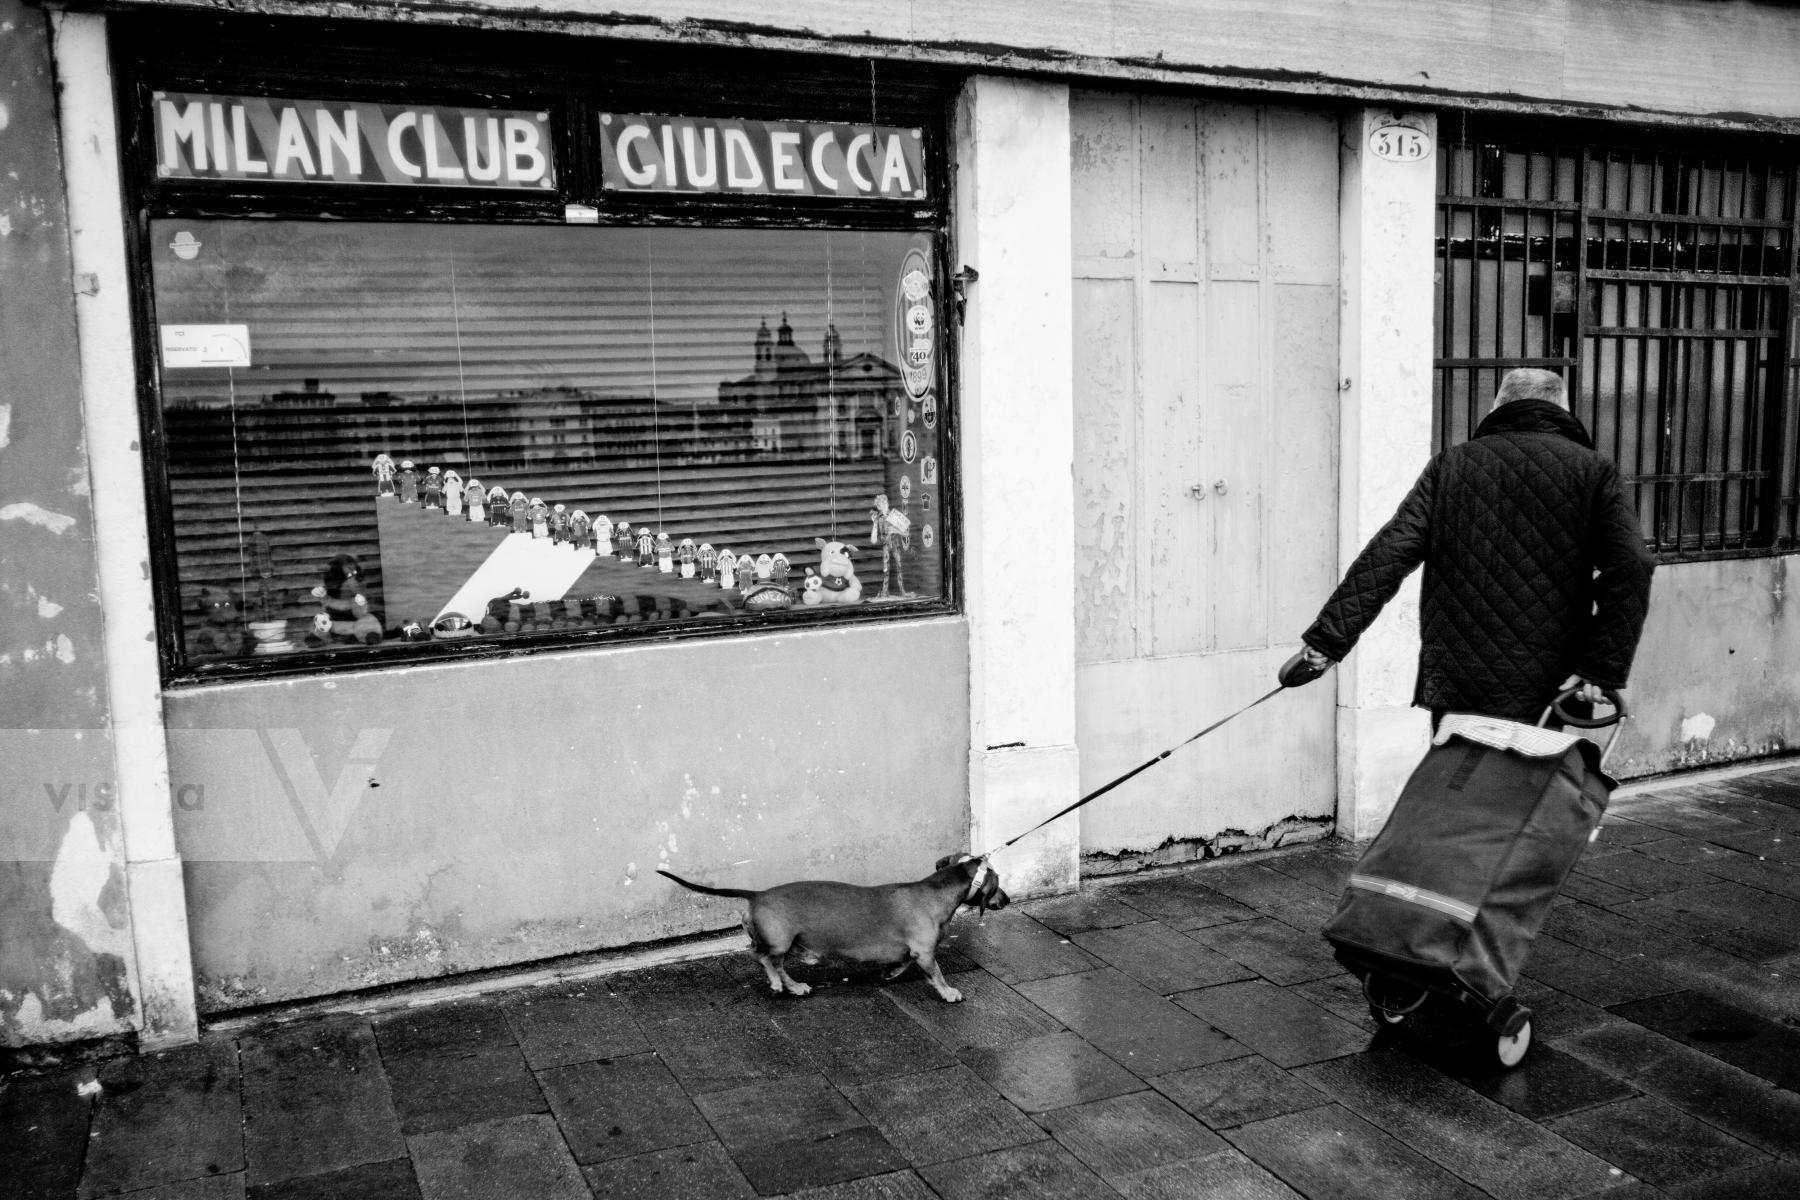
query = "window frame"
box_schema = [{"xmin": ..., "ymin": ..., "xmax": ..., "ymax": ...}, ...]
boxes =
[
  {"xmin": 1433, "ymin": 113, "xmax": 1800, "ymax": 564},
  {"xmin": 112, "ymin": 12, "xmax": 965, "ymax": 686}
]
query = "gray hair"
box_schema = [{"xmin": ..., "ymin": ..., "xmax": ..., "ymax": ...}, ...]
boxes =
[{"xmin": 1493, "ymin": 368, "xmax": 1568, "ymax": 410}]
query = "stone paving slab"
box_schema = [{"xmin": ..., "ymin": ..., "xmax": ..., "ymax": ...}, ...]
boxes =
[
  {"xmin": 14, "ymin": 763, "xmax": 1800, "ymax": 1200},
  {"xmin": 239, "ymin": 1018, "xmax": 404, "ymax": 1188},
  {"xmin": 79, "ymin": 1040, "xmax": 243, "ymax": 1197}
]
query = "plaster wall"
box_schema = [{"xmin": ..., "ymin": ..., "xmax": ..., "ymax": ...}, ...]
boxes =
[
  {"xmin": 955, "ymin": 76, "xmax": 1080, "ymax": 897},
  {"xmin": 0, "ymin": 1, "xmax": 140, "ymax": 1049},
  {"xmin": 109, "ymin": 0, "xmax": 1800, "ymax": 127},
  {"xmin": 1332, "ymin": 108, "xmax": 1436, "ymax": 841},
  {"xmin": 1606, "ymin": 556, "xmax": 1798, "ymax": 778},
  {"xmin": 163, "ymin": 619, "xmax": 970, "ymax": 1010}
]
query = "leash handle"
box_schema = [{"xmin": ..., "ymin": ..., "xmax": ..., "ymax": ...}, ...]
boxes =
[{"xmin": 986, "ymin": 683, "xmax": 1288, "ymax": 855}]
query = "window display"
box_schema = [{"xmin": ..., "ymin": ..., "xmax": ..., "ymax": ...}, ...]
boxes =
[{"xmin": 149, "ymin": 220, "xmax": 948, "ymax": 668}]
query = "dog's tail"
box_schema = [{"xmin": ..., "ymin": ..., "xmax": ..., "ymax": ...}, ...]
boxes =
[{"xmin": 657, "ymin": 868, "xmax": 755, "ymax": 900}]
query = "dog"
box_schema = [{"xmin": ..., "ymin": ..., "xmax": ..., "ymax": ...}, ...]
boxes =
[{"xmin": 657, "ymin": 854, "xmax": 1008, "ymax": 1003}]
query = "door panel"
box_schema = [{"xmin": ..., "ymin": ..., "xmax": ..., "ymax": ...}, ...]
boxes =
[{"xmin": 1072, "ymin": 93, "xmax": 1339, "ymax": 858}]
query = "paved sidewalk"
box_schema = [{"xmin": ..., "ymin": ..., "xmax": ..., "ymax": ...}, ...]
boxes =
[{"xmin": 6, "ymin": 766, "xmax": 1800, "ymax": 1199}]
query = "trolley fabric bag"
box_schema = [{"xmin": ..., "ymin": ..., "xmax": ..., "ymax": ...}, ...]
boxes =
[{"xmin": 1322, "ymin": 711, "xmax": 1617, "ymax": 1064}]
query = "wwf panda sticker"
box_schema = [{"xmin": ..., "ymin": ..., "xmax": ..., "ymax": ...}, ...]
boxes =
[{"xmin": 895, "ymin": 248, "xmax": 935, "ymax": 400}]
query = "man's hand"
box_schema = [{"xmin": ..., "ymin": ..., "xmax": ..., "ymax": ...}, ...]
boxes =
[
  {"xmin": 1278, "ymin": 646, "xmax": 1335, "ymax": 687},
  {"xmin": 1559, "ymin": 675, "xmax": 1606, "ymax": 705}
]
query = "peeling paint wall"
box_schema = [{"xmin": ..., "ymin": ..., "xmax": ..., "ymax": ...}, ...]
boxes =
[
  {"xmin": 1608, "ymin": 555, "xmax": 1799, "ymax": 778},
  {"xmin": 161, "ymin": 620, "xmax": 969, "ymax": 1011},
  {"xmin": 0, "ymin": 0, "xmax": 139, "ymax": 1047},
  {"xmin": 102, "ymin": 0, "xmax": 1800, "ymax": 126}
]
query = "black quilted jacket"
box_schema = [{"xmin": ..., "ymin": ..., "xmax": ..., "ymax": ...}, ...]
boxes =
[{"xmin": 1303, "ymin": 400, "xmax": 1655, "ymax": 721}]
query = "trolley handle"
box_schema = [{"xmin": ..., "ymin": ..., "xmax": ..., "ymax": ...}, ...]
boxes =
[{"xmin": 1548, "ymin": 686, "xmax": 1627, "ymax": 729}]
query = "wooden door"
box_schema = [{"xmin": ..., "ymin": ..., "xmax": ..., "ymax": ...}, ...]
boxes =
[{"xmin": 1071, "ymin": 93, "xmax": 1340, "ymax": 860}]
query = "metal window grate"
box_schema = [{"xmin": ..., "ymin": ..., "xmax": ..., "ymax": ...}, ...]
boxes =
[{"xmin": 1435, "ymin": 123, "xmax": 1800, "ymax": 560}]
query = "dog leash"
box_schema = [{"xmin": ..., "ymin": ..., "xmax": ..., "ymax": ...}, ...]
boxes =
[{"xmin": 981, "ymin": 680, "xmax": 1294, "ymax": 857}]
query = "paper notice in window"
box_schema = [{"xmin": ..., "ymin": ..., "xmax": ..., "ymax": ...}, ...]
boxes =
[{"xmin": 160, "ymin": 324, "xmax": 251, "ymax": 368}]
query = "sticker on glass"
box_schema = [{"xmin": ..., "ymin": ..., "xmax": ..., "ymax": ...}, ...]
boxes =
[
  {"xmin": 900, "ymin": 429, "xmax": 918, "ymax": 464},
  {"xmin": 921, "ymin": 394, "xmax": 937, "ymax": 429},
  {"xmin": 920, "ymin": 456, "xmax": 937, "ymax": 486},
  {"xmin": 160, "ymin": 324, "xmax": 251, "ymax": 368},
  {"xmin": 895, "ymin": 248, "xmax": 934, "ymax": 400},
  {"xmin": 922, "ymin": 524, "xmax": 935, "ymax": 550},
  {"xmin": 898, "ymin": 475, "xmax": 912, "ymax": 502}
]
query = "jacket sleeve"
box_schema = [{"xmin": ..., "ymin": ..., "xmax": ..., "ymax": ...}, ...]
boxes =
[
  {"xmin": 1574, "ymin": 462, "xmax": 1656, "ymax": 688},
  {"xmin": 1302, "ymin": 460, "xmax": 1435, "ymax": 662}
]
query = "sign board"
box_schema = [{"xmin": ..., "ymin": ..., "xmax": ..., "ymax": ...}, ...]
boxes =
[
  {"xmin": 153, "ymin": 92, "xmax": 556, "ymax": 189},
  {"xmin": 1369, "ymin": 123, "xmax": 1431, "ymax": 163},
  {"xmin": 160, "ymin": 325, "xmax": 251, "ymax": 369},
  {"xmin": 599, "ymin": 113, "xmax": 925, "ymax": 200}
]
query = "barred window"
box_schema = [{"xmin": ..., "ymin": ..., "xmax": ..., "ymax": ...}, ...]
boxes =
[{"xmin": 1435, "ymin": 120, "xmax": 1800, "ymax": 560}]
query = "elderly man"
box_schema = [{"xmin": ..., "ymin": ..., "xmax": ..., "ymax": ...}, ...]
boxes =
[{"xmin": 1290, "ymin": 368, "xmax": 1655, "ymax": 723}]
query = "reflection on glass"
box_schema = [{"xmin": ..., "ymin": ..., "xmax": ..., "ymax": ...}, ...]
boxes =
[{"xmin": 150, "ymin": 221, "xmax": 946, "ymax": 666}]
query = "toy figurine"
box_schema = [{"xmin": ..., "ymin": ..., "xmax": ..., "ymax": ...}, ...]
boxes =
[
  {"xmin": 464, "ymin": 479, "xmax": 485, "ymax": 523},
  {"xmin": 423, "ymin": 467, "xmax": 444, "ymax": 511},
  {"xmin": 616, "ymin": 520, "xmax": 636, "ymax": 561},
  {"xmin": 510, "ymin": 491, "xmax": 530, "ymax": 534},
  {"xmin": 442, "ymin": 469, "xmax": 463, "ymax": 516},
  {"xmin": 308, "ymin": 554, "xmax": 383, "ymax": 645},
  {"xmin": 487, "ymin": 486, "xmax": 508, "ymax": 527},
  {"xmin": 741, "ymin": 552, "xmax": 793, "ymax": 610},
  {"xmin": 696, "ymin": 542, "xmax": 716, "ymax": 583},
  {"xmin": 636, "ymin": 526, "xmax": 655, "ymax": 567},
  {"xmin": 549, "ymin": 503, "xmax": 568, "ymax": 544},
  {"xmin": 677, "ymin": 537, "xmax": 696, "ymax": 578},
  {"xmin": 530, "ymin": 498, "xmax": 550, "ymax": 539},
  {"xmin": 655, "ymin": 531, "xmax": 675, "ymax": 574},
  {"xmin": 805, "ymin": 538, "xmax": 863, "ymax": 605},
  {"xmin": 593, "ymin": 515, "xmax": 614, "ymax": 556},
  {"xmin": 736, "ymin": 553, "xmax": 757, "ymax": 593},
  {"xmin": 569, "ymin": 510, "xmax": 590, "ymax": 550},
  {"xmin": 398, "ymin": 460, "xmax": 419, "ymax": 503},
  {"xmin": 870, "ymin": 492, "xmax": 912, "ymax": 598},
  {"xmin": 771, "ymin": 553, "xmax": 790, "ymax": 584},
  {"xmin": 716, "ymin": 549, "xmax": 737, "ymax": 591},
  {"xmin": 372, "ymin": 453, "xmax": 397, "ymax": 497}
]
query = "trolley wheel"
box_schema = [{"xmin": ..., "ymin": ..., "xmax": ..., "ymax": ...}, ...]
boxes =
[
  {"xmin": 1363, "ymin": 975, "xmax": 1428, "ymax": 1028},
  {"xmin": 1494, "ymin": 1019, "xmax": 1533, "ymax": 1069},
  {"xmin": 1370, "ymin": 1004, "xmax": 1410, "ymax": 1027}
]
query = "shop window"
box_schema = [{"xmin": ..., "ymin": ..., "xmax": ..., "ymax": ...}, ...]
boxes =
[
  {"xmin": 1435, "ymin": 120, "xmax": 1800, "ymax": 560},
  {"xmin": 121, "ymin": 24, "xmax": 955, "ymax": 680}
]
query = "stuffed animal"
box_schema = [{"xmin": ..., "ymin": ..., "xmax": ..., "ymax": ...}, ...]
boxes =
[
  {"xmin": 800, "ymin": 569, "xmax": 824, "ymax": 605},
  {"xmin": 805, "ymin": 539, "xmax": 863, "ymax": 605},
  {"xmin": 309, "ymin": 555, "xmax": 382, "ymax": 645},
  {"xmin": 191, "ymin": 586, "xmax": 246, "ymax": 658}
]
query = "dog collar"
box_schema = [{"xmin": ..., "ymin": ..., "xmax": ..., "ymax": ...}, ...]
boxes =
[{"xmin": 966, "ymin": 858, "xmax": 989, "ymax": 896}]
